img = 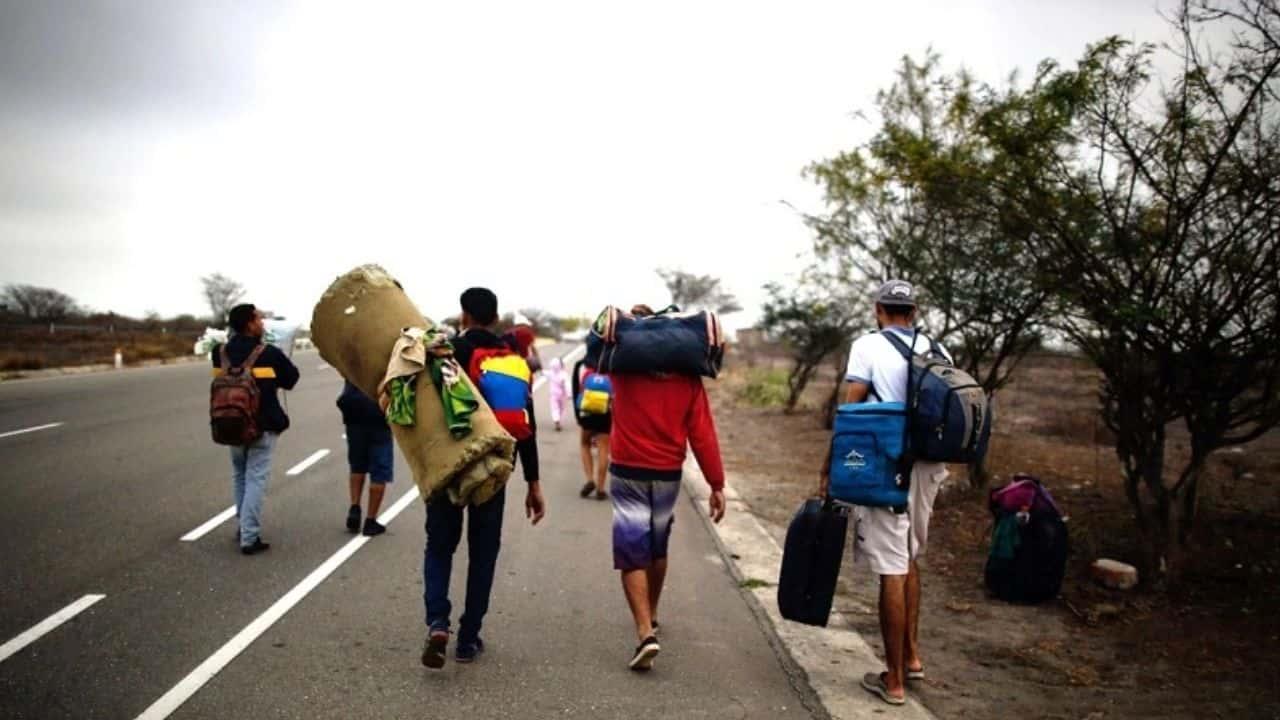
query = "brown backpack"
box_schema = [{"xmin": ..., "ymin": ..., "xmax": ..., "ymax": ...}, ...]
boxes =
[{"xmin": 210, "ymin": 343, "xmax": 268, "ymax": 446}]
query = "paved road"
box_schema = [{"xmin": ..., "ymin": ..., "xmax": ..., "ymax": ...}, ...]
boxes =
[{"xmin": 0, "ymin": 346, "xmax": 820, "ymax": 719}]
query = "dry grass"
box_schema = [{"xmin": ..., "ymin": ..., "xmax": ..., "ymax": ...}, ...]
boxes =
[
  {"xmin": 0, "ymin": 327, "xmax": 193, "ymax": 371},
  {"xmin": 709, "ymin": 348, "xmax": 1280, "ymax": 720}
]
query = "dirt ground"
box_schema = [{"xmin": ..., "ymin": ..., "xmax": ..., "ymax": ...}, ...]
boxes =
[{"xmin": 709, "ymin": 353, "xmax": 1280, "ymax": 720}]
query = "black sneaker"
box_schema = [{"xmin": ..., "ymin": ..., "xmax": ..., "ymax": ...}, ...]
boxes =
[
  {"xmin": 362, "ymin": 518, "xmax": 386, "ymax": 537},
  {"xmin": 240, "ymin": 539, "xmax": 271, "ymax": 556},
  {"xmin": 628, "ymin": 635, "xmax": 660, "ymax": 671},
  {"xmin": 346, "ymin": 504, "xmax": 361, "ymax": 533},
  {"xmin": 579, "ymin": 482, "xmax": 595, "ymax": 498},
  {"xmin": 421, "ymin": 629, "xmax": 449, "ymax": 669},
  {"xmin": 455, "ymin": 637, "xmax": 485, "ymax": 663}
]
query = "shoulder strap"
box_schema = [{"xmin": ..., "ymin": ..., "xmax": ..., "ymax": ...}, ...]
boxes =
[
  {"xmin": 883, "ymin": 328, "xmax": 918, "ymax": 486},
  {"xmin": 219, "ymin": 344, "xmax": 231, "ymax": 371},
  {"xmin": 927, "ymin": 335, "xmax": 943, "ymax": 357},
  {"xmin": 239, "ymin": 343, "xmax": 268, "ymax": 374},
  {"xmin": 879, "ymin": 328, "xmax": 915, "ymax": 362}
]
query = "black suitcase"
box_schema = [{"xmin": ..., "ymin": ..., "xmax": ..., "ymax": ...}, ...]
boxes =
[{"xmin": 777, "ymin": 498, "xmax": 849, "ymax": 627}]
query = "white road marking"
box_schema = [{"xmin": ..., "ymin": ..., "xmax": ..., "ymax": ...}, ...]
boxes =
[
  {"xmin": 179, "ymin": 505, "xmax": 237, "ymax": 542},
  {"xmin": 134, "ymin": 486, "xmax": 421, "ymax": 720},
  {"xmin": 562, "ymin": 344, "xmax": 587, "ymax": 365},
  {"xmin": 0, "ymin": 594, "xmax": 106, "ymax": 664},
  {"xmin": 0, "ymin": 422, "xmax": 64, "ymax": 440},
  {"xmin": 316, "ymin": 362, "xmax": 330, "ymax": 371},
  {"xmin": 285, "ymin": 449, "xmax": 330, "ymax": 476}
]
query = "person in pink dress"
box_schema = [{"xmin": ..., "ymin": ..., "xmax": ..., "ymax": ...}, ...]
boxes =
[{"xmin": 546, "ymin": 356, "xmax": 572, "ymax": 431}]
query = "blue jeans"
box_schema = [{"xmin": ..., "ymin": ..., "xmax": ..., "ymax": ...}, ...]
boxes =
[
  {"xmin": 423, "ymin": 487, "xmax": 506, "ymax": 644},
  {"xmin": 230, "ymin": 432, "xmax": 277, "ymax": 547}
]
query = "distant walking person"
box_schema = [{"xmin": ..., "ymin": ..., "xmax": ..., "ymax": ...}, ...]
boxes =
[
  {"xmin": 573, "ymin": 357, "xmax": 612, "ymax": 500},
  {"xmin": 546, "ymin": 357, "xmax": 571, "ymax": 432},
  {"xmin": 338, "ymin": 380, "xmax": 394, "ymax": 537},
  {"xmin": 210, "ymin": 303, "xmax": 300, "ymax": 555}
]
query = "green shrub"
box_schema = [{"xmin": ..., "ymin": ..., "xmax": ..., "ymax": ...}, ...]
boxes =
[{"xmin": 736, "ymin": 369, "xmax": 789, "ymax": 408}]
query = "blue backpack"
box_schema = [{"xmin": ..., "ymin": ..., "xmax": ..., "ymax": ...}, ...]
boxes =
[
  {"xmin": 828, "ymin": 402, "xmax": 909, "ymax": 509},
  {"xmin": 578, "ymin": 371, "xmax": 613, "ymax": 415},
  {"xmin": 880, "ymin": 330, "xmax": 991, "ymax": 464}
]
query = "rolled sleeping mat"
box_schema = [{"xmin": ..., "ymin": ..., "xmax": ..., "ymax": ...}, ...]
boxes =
[{"xmin": 310, "ymin": 264, "xmax": 514, "ymax": 505}]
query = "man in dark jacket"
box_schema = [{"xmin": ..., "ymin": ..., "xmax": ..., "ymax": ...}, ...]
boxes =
[
  {"xmin": 211, "ymin": 304, "xmax": 301, "ymax": 555},
  {"xmin": 338, "ymin": 381, "xmax": 394, "ymax": 537},
  {"xmin": 420, "ymin": 287, "xmax": 545, "ymax": 669}
]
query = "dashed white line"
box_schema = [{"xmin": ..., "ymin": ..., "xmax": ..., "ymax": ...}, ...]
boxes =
[
  {"xmin": 134, "ymin": 486, "xmax": 421, "ymax": 720},
  {"xmin": 0, "ymin": 422, "xmax": 64, "ymax": 440},
  {"xmin": 562, "ymin": 344, "xmax": 587, "ymax": 365},
  {"xmin": 0, "ymin": 594, "xmax": 106, "ymax": 663},
  {"xmin": 285, "ymin": 449, "xmax": 330, "ymax": 476},
  {"xmin": 180, "ymin": 505, "xmax": 237, "ymax": 542}
]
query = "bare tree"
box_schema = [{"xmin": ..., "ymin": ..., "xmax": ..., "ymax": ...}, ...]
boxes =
[
  {"xmin": 1, "ymin": 284, "xmax": 80, "ymax": 323},
  {"xmin": 656, "ymin": 268, "xmax": 743, "ymax": 315},
  {"xmin": 201, "ymin": 273, "xmax": 245, "ymax": 326}
]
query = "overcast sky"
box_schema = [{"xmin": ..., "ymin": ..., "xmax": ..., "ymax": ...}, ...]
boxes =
[{"xmin": 0, "ymin": 0, "xmax": 1175, "ymax": 330}]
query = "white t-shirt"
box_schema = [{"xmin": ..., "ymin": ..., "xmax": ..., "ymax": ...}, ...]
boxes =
[{"xmin": 845, "ymin": 326, "xmax": 952, "ymax": 403}]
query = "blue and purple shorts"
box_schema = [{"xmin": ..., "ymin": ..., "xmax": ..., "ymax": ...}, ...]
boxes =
[{"xmin": 611, "ymin": 475, "xmax": 680, "ymax": 571}]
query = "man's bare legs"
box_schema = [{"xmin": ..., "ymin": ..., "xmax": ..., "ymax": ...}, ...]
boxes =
[
  {"xmin": 594, "ymin": 435, "xmax": 611, "ymax": 494},
  {"xmin": 648, "ymin": 556, "xmax": 667, "ymax": 626},
  {"xmin": 349, "ymin": 473, "xmax": 365, "ymax": 506},
  {"xmin": 905, "ymin": 560, "xmax": 923, "ymax": 675},
  {"xmin": 579, "ymin": 429, "xmax": 595, "ymax": 487},
  {"xmin": 621, "ymin": 569, "xmax": 654, "ymax": 642},
  {"xmin": 878, "ymin": 573, "xmax": 908, "ymax": 700},
  {"xmin": 367, "ymin": 482, "xmax": 386, "ymax": 519}
]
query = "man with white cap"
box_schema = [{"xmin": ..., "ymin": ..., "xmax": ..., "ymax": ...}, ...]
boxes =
[{"xmin": 818, "ymin": 280, "xmax": 951, "ymax": 706}]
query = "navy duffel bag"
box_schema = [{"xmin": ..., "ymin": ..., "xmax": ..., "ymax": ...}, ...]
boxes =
[{"xmin": 586, "ymin": 305, "xmax": 726, "ymax": 378}]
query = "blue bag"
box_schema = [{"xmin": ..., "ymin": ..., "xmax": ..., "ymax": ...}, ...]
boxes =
[{"xmin": 828, "ymin": 401, "xmax": 909, "ymax": 509}]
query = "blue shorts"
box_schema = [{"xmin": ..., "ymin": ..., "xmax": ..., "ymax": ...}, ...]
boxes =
[
  {"xmin": 346, "ymin": 425, "xmax": 394, "ymax": 484},
  {"xmin": 611, "ymin": 475, "xmax": 679, "ymax": 571}
]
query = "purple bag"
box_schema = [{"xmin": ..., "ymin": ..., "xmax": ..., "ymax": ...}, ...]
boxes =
[{"xmin": 990, "ymin": 474, "xmax": 1061, "ymax": 515}]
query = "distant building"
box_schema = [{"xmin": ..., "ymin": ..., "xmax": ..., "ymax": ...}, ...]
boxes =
[{"xmin": 735, "ymin": 327, "xmax": 766, "ymax": 350}]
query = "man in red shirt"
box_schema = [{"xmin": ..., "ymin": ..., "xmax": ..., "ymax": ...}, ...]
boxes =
[{"xmin": 608, "ymin": 304, "xmax": 727, "ymax": 672}]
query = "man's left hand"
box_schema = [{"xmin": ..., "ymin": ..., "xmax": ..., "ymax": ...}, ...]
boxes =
[
  {"xmin": 525, "ymin": 481, "xmax": 546, "ymax": 525},
  {"xmin": 709, "ymin": 489, "xmax": 727, "ymax": 524}
]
